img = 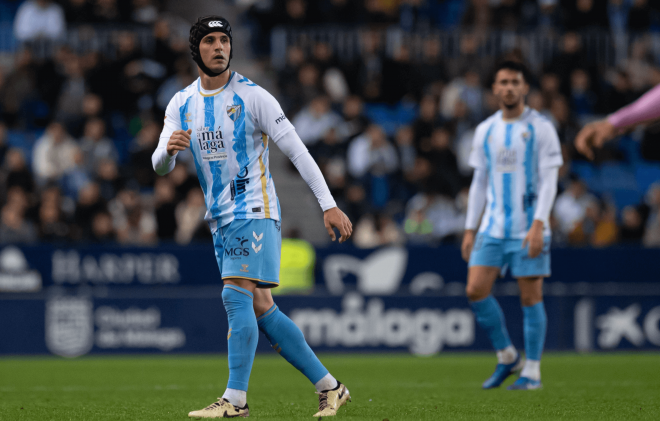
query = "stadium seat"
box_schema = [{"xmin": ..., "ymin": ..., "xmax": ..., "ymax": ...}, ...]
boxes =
[
  {"xmin": 611, "ymin": 189, "xmax": 643, "ymax": 211},
  {"xmin": 571, "ymin": 161, "xmax": 603, "ymax": 193},
  {"xmin": 599, "ymin": 163, "xmax": 637, "ymax": 191}
]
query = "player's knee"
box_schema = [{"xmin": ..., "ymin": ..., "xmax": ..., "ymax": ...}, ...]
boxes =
[
  {"xmin": 466, "ymin": 284, "xmax": 488, "ymax": 302},
  {"xmin": 520, "ymin": 295, "xmax": 542, "ymax": 307},
  {"xmin": 252, "ymin": 289, "xmax": 275, "ymax": 318}
]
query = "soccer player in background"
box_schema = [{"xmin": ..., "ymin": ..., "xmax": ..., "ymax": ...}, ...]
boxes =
[
  {"xmin": 575, "ymin": 84, "xmax": 660, "ymax": 159},
  {"xmin": 461, "ymin": 61, "xmax": 563, "ymax": 390},
  {"xmin": 152, "ymin": 16, "xmax": 352, "ymax": 418}
]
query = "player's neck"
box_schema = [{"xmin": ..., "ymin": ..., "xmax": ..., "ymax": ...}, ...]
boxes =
[
  {"xmin": 199, "ymin": 69, "xmax": 231, "ymax": 91},
  {"xmin": 500, "ymin": 102, "xmax": 526, "ymax": 121}
]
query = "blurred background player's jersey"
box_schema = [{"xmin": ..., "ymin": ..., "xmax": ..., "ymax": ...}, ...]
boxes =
[
  {"xmin": 469, "ymin": 108, "xmax": 563, "ymax": 240},
  {"xmin": 160, "ymin": 72, "xmax": 295, "ymax": 231}
]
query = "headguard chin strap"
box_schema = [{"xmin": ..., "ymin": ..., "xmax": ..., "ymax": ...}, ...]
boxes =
[{"xmin": 189, "ymin": 15, "xmax": 233, "ymax": 77}]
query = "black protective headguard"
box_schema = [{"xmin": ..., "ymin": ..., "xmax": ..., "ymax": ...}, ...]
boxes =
[{"xmin": 189, "ymin": 15, "xmax": 233, "ymax": 77}]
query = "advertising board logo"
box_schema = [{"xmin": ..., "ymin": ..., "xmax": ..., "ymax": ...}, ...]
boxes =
[
  {"xmin": 291, "ymin": 293, "xmax": 474, "ymax": 355},
  {"xmin": 51, "ymin": 251, "xmax": 180, "ymax": 285},
  {"xmin": 574, "ymin": 300, "xmax": 660, "ymax": 350},
  {"xmin": 0, "ymin": 246, "xmax": 42, "ymax": 292},
  {"xmin": 45, "ymin": 297, "xmax": 94, "ymax": 358}
]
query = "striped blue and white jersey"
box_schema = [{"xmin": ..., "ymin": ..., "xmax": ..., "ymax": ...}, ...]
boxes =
[
  {"xmin": 159, "ymin": 72, "xmax": 294, "ymax": 231},
  {"xmin": 468, "ymin": 108, "xmax": 563, "ymax": 239}
]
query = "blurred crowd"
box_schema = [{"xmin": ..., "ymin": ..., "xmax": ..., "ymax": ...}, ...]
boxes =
[{"xmin": 1, "ymin": 0, "xmax": 660, "ymax": 248}]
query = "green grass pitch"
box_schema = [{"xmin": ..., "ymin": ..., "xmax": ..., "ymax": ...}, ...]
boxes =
[{"xmin": 1, "ymin": 353, "xmax": 658, "ymax": 420}]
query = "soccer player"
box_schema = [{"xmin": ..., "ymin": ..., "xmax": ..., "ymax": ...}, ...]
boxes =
[
  {"xmin": 461, "ymin": 61, "xmax": 563, "ymax": 390},
  {"xmin": 152, "ymin": 16, "xmax": 352, "ymax": 418},
  {"xmin": 575, "ymin": 84, "xmax": 660, "ymax": 159}
]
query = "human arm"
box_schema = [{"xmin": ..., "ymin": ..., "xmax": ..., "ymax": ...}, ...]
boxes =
[
  {"xmin": 462, "ymin": 124, "xmax": 490, "ymax": 262},
  {"xmin": 274, "ymin": 130, "xmax": 352, "ymax": 243},
  {"xmin": 152, "ymin": 98, "xmax": 188, "ymax": 176},
  {"xmin": 462, "ymin": 168, "xmax": 488, "ymax": 262},
  {"xmin": 523, "ymin": 165, "xmax": 559, "ymax": 258},
  {"xmin": 576, "ymin": 84, "xmax": 660, "ymax": 160},
  {"xmin": 525, "ymin": 123, "xmax": 563, "ymax": 257}
]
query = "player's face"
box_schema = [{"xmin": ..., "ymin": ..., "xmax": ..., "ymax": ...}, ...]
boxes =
[
  {"xmin": 199, "ymin": 33, "xmax": 231, "ymax": 72},
  {"xmin": 492, "ymin": 69, "xmax": 529, "ymax": 109}
]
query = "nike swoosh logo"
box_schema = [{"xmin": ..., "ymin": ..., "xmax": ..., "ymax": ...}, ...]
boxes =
[{"xmin": 337, "ymin": 390, "xmax": 345, "ymax": 400}]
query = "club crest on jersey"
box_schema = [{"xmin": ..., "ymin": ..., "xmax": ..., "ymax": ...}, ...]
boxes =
[
  {"xmin": 227, "ymin": 105, "xmax": 242, "ymax": 122},
  {"xmin": 522, "ymin": 131, "xmax": 530, "ymax": 142}
]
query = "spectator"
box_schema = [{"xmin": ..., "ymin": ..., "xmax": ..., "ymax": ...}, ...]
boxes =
[
  {"xmin": 569, "ymin": 69, "xmax": 597, "ymax": 117},
  {"xmin": 72, "ymin": 182, "xmax": 106, "ymax": 240},
  {"xmin": 63, "ymin": 0, "xmax": 94, "ymax": 26},
  {"xmin": 14, "ymin": 0, "xmax": 66, "ymax": 43},
  {"xmin": 0, "ymin": 203, "xmax": 38, "ymax": 243},
  {"xmin": 116, "ymin": 204, "xmax": 157, "ymax": 245},
  {"xmin": 95, "ymin": 159, "xmax": 124, "ymax": 202},
  {"xmin": 627, "ymin": 0, "xmax": 651, "ymax": 33},
  {"xmin": 130, "ymin": 121, "xmax": 161, "ymax": 188},
  {"xmin": 347, "ymin": 124, "xmax": 398, "ymax": 179},
  {"xmin": 337, "ymin": 95, "xmax": 369, "ymax": 141},
  {"xmin": 90, "ymin": 211, "xmax": 116, "ymax": 242},
  {"xmin": 404, "ymin": 192, "xmax": 466, "ymax": 244},
  {"xmin": 154, "ymin": 177, "xmax": 177, "ymax": 241},
  {"xmin": 643, "ymin": 183, "xmax": 660, "ymax": 246},
  {"xmin": 175, "ymin": 189, "xmax": 207, "ymax": 244},
  {"xmin": 619, "ymin": 205, "xmax": 645, "ymax": 244},
  {"xmin": 0, "ymin": 49, "xmax": 38, "ymax": 125},
  {"xmin": 54, "ymin": 54, "xmax": 87, "ymax": 128},
  {"xmin": 353, "ymin": 212, "xmax": 405, "ymax": 249},
  {"xmin": 413, "ymin": 95, "xmax": 440, "ymax": 152},
  {"xmin": 292, "ymin": 96, "xmax": 342, "ymax": 146},
  {"xmin": 427, "ymin": 127, "xmax": 462, "ymax": 197},
  {"xmin": 38, "ymin": 199, "xmax": 69, "ymax": 242},
  {"xmin": 80, "ymin": 118, "xmax": 118, "ymax": 173},
  {"xmin": 32, "ymin": 122, "xmax": 78, "ymax": 184},
  {"xmin": 553, "ymin": 178, "xmax": 598, "ymax": 237},
  {"xmin": 3, "ymin": 148, "xmax": 35, "ymax": 195}
]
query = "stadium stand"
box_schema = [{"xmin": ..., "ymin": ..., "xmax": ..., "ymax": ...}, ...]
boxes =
[{"xmin": 1, "ymin": 0, "xmax": 660, "ymax": 248}]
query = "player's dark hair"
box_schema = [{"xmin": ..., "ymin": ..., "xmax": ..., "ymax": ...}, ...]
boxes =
[
  {"xmin": 189, "ymin": 15, "xmax": 233, "ymax": 77},
  {"xmin": 492, "ymin": 61, "xmax": 531, "ymax": 84}
]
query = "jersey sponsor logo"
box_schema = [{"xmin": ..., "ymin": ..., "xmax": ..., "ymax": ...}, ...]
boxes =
[
  {"xmin": 522, "ymin": 192, "xmax": 537, "ymax": 209},
  {"xmin": 208, "ymin": 21, "xmax": 224, "ymax": 28},
  {"xmin": 230, "ymin": 167, "xmax": 250, "ymax": 200},
  {"xmin": 227, "ymin": 105, "xmax": 242, "ymax": 122},
  {"xmin": 275, "ymin": 113, "xmax": 287, "ymax": 124},
  {"xmin": 496, "ymin": 148, "xmax": 517, "ymax": 173},
  {"xmin": 197, "ymin": 126, "xmax": 226, "ymax": 161},
  {"xmin": 225, "ymin": 236, "xmax": 249, "ymax": 259}
]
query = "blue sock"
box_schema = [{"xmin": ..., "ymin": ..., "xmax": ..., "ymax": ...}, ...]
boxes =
[
  {"xmin": 470, "ymin": 295, "xmax": 512, "ymax": 351},
  {"xmin": 257, "ymin": 304, "xmax": 329, "ymax": 384},
  {"xmin": 523, "ymin": 301, "xmax": 547, "ymax": 361},
  {"xmin": 222, "ymin": 285, "xmax": 258, "ymax": 391}
]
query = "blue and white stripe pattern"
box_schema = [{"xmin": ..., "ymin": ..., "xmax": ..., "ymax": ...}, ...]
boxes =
[
  {"xmin": 160, "ymin": 72, "xmax": 295, "ymax": 231},
  {"xmin": 470, "ymin": 108, "xmax": 563, "ymax": 240}
]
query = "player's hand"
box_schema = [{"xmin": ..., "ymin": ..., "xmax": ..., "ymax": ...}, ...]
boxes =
[
  {"xmin": 522, "ymin": 220, "xmax": 544, "ymax": 258},
  {"xmin": 167, "ymin": 129, "xmax": 192, "ymax": 156},
  {"xmin": 323, "ymin": 207, "xmax": 352, "ymax": 243},
  {"xmin": 461, "ymin": 230, "xmax": 476, "ymax": 262},
  {"xmin": 574, "ymin": 119, "xmax": 617, "ymax": 160}
]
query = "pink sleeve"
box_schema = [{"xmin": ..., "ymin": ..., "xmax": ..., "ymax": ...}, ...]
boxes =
[{"xmin": 608, "ymin": 84, "xmax": 660, "ymax": 129}]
